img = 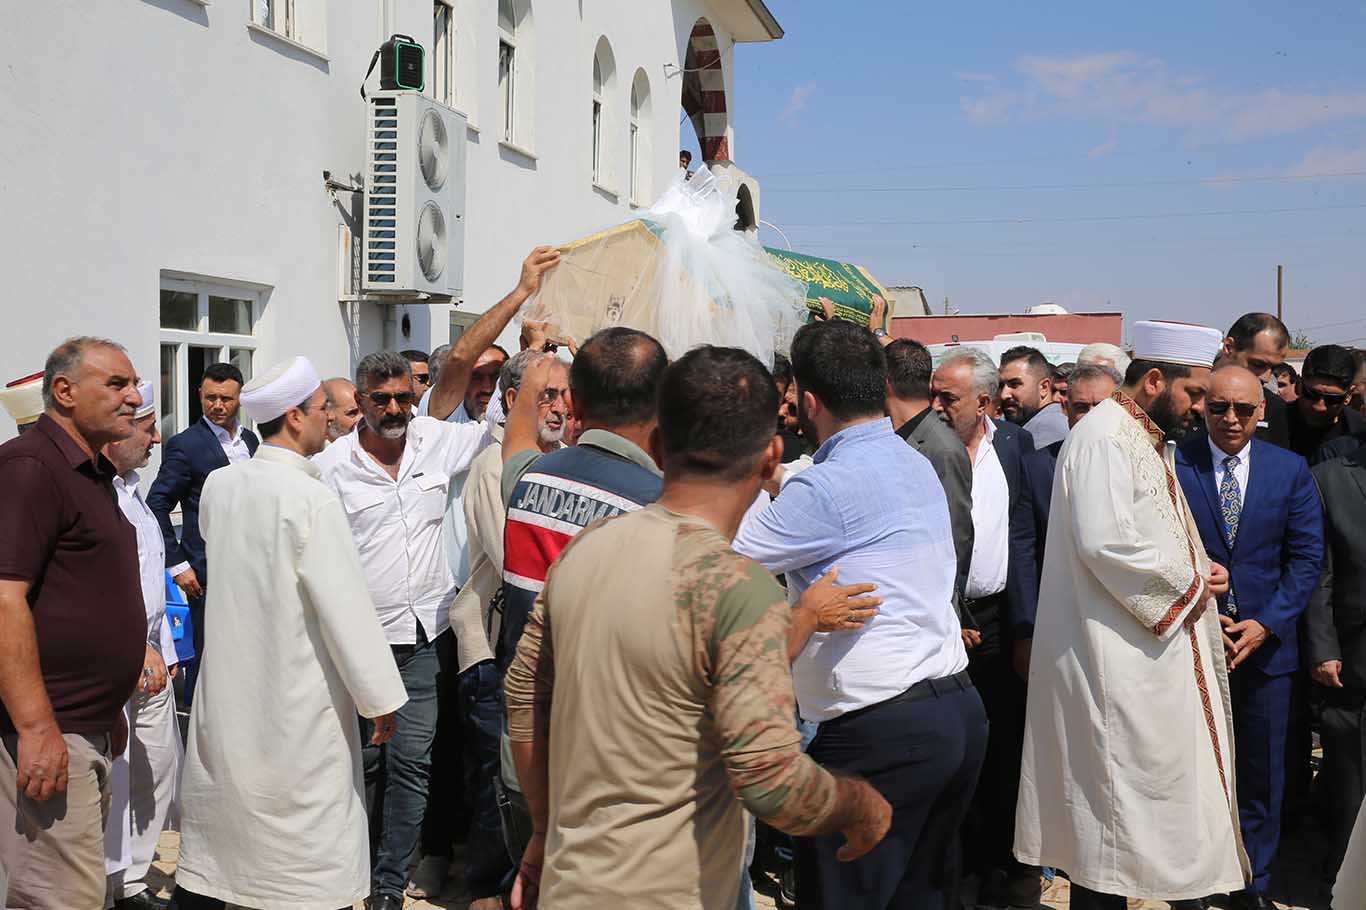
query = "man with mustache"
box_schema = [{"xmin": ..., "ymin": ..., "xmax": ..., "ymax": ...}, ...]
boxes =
[
  {"xmin": 314, "ymin": 247, "xmax": 559, "ymax": 910},
  {"xmin": 0, "ymin": 337, "xmax": 146, "ymax": 910}
]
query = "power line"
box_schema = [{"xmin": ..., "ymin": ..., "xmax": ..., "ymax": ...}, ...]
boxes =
[
  {"xmin": 1297, "ymin": 315, "xmax": 1366, "ymax": 332},
  {"xmin": 762, "ymin": 170, "xmax": 1366, "ymax": 195},
  {"xmin": 780, "ymin": 202, "xmax": 1366, "ymax": 228},
  {"xmin": 763, "ymin": 154, "xmax": 1067, "ymax": 178}
]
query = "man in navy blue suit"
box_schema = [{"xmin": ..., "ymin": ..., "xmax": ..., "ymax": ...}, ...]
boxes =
[
  {"xmin": 147, "ymin": 362, "xmax": 258, "ymax": 692},
  {"xmin": 1175, "ymin": 365, "xmax": 1324, "ymax": 910},
  {"xmin": 1006, "ymin": 363, "xmax": 1120, "ymax": 679}
]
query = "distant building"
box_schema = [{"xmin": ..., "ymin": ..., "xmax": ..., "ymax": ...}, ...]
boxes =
[{"xmin": 892, "ymin": 304, "xmax": 1122, "ymax": 349}]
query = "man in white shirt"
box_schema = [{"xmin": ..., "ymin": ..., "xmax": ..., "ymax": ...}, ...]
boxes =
[
  {"xmin": 102, "ymin": 381, "xmax": 182, "ymax": 910},
  {"xmin": 146, "ymin": 362, "xmax": 259, "ymax": 695},
  {"xmin": 314, "ymin": 247, "xmax": 559, "ymax": 910},
  {"xmin": 931, "ymin": 347, "xmax": 1039, "ymax": 910}
]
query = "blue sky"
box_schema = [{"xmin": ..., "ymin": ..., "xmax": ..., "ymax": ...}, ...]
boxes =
[{"xmin": 714, "ymin": 0, "xmax": 1366, "ymax": 345}]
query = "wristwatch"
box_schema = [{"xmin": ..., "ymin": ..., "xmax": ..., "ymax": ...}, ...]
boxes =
[{"xmin": 872, "ymin": 328, "xmax": 888, "ymax": 338}]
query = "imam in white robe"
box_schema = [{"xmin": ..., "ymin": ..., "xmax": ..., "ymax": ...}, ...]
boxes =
[
  {"xmin": 176, "ymin": 444, "xmax": 407, "ymax": 910},
  {"xmin": 1336, "ymin": 799, "xmax": 1366, "ymax": 909},
  {"xmin": 1014, "ymin": 392, "xmax": 1249, "ymax": 901}
]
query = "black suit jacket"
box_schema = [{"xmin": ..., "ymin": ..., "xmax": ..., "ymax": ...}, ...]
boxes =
[
  {"xmin": 1304, "ymin": 450, "xmax": 1366, "ymax": 690},
  {"xmin": 146, "ymin": 419, "xmax": 259, "ymax": 584},
  {"xmin": 991, "ymin": 418, "xmax": 1036, "ymax": 513},
  {"xmin": 1006, "ymin": 439, "xmax": 1061, "ymax": 640},
  {"xmin": 897, "ymin": 409, "xmax": 975, "ymax": 600}
]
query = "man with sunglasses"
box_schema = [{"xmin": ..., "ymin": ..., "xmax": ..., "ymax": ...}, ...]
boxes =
[
  {"xmin": 1286, "ymin": 344, "xmax": 1365, "ymax": 463},
  {"xmin": 1175, "ymin": 365, "xmax": 1324, "ymax": 910},
  {"xmin": 313, "ymin": 247, "xmax": 560, "ymax": 910}
]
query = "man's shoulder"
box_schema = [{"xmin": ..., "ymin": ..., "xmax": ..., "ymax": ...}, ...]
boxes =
[
  {"xmin": 0, "ymin": 437, "xmax": 59, "ymax": 489},
  {"xmin": 1174, "ymin": 434, "xmax": 1208, "ymax": 467},
  {"xmin": 167, "ymin": 420, "xmax": 211, "ymax": 449},
  {"xmin": 529, "ymin": 443, "xmax": 661, "ymax": 498},
  {"xmin": 311, "ymin": 432, "xmax": 356, "ymax": 474},
  {"xmin": 671, "ymin": 519, "xmax": 783, "ymax": 632},
  {"xmin": 1250, "ymin": 436, "xmax": 1306, "ymax": 473}
]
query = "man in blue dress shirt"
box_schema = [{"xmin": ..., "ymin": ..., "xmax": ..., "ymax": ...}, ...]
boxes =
[{"xmin": 736, "ymin": 319, "xmax": 987, "ymax": 910}]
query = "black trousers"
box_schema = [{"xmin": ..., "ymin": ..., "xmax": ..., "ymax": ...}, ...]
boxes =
[
  {"xmin": 962, "ymin": 595, "xmax": 1029, "ymax": 879},
  {"xmin": 795, "ymin": 675, "xmax": 988, "ymax": 909},
  {"xmin": 1319, "ymin": 685, "xmax": 1366, "ymax": 881}
]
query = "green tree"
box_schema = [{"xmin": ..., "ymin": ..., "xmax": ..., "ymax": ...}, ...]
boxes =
[{"xmin": 1290, "ymin": 330, "xmax": 1315, "ymax": 349}]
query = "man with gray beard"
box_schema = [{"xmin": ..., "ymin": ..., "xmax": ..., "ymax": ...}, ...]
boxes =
[
  {"xmin": 312, "ymin": 247, "xmax": 557, "ymax": 910},
  {"xmin": 411, "ymin": 350, "xmax": 569, "ymax": 906}
]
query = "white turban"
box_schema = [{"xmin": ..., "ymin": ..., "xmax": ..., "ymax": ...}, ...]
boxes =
[
  {"xmin": 0, "ymin": 371, "xmax": 44, "ymax": 428},
  {"xmin": 134, "ymin": 380, "xmax": 155, "ymax": 418},
  {"xmin": 240, "ymin": 357, "xmax": 322, "ymax": 425},
  {"xmin": 1131, "ymin": 321, "xmax": 1222, "ymax": 369}
]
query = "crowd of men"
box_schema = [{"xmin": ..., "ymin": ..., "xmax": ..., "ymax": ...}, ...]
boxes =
[{"xmin": 4, "ymin": 251, "xmax": 1366, "ymax": 910}]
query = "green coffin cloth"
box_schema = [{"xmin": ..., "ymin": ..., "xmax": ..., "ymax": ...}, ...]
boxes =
[{"xmin": 765, "ymin": 248, "xmax": 894, "ymax": 329}]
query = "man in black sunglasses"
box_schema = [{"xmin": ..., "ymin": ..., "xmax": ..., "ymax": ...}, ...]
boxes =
[
  {"xmin": 1175, "ymin": 365, "xmax": 1325, "ymax": 910},
  {"xmin": 1287, "ymin": 344, "xmax": 1365, "ymax": 463}
]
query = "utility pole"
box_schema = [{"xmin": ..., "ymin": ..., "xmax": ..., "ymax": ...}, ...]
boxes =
[{"xmin": 1276, "ymin": 264, "xmax": 1283, "ymax": 322}]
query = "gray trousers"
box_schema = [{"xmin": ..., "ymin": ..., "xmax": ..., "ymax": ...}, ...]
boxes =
[{"xmin": 1, "ymin": 731, "xmax": 113, "ymax": 910}]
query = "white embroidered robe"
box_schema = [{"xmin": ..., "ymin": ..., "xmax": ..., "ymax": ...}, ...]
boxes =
[
  {"xmin": 175, "ymin": 445, "xmax": 407, "ymax": 910},
  {"xmin": 1014, "ymin": 393, "xmax": 1249, "ymax": 900}
]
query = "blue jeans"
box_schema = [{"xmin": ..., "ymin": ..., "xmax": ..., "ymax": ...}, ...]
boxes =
[
  {"xmin": 458, "ymin": 659, "xmax": 516, "ymax": 898},
  {"xmin": 361, "ymin": 627, "xmax": 444, "ymax": 900}
]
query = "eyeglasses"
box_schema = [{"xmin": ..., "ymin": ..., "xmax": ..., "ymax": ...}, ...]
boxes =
[
  {"xmin": 1206, "ymin": 400, "xmax": 1259, "ymax": 420},
  {"xmin": 367, "ymin": 391, "xmax": 416, "ymax": 407},
  {"xmin": 1300, "ymin": 385, "xmax": 1348, "ymax": 406},
  {"xmin": 411, "ymin": 373, "xmax": 431, "ymax": 386}
]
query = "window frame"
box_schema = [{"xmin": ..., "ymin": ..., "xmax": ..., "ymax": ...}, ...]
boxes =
[
  {"xmin": 432, "ymin": 0, "xmax": 457, "ymax": 109},
  {"xmin": 592, "ymin": 56, "xmax": 604, "ymax": 183},
  {"xmin": 253, "ymin": 0, "xmax": 297, "ymax": 41},
  {"xmin": 498, "ymin": 17, "xmax": 517, "ymax": 143},
  {"xmin": 158, "ymin": 276, "xmax": 262, "ymax": 437},
  {"xmin": 629, "ymin": 81, "xmax": 640, "ymax": 203}
]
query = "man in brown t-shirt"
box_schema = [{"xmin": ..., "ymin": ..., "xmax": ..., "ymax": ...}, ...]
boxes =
[
  {"xmin": 505, "ymin": 347, "xmax": 891, "ymax": 909},
  {"xmin": 0, "ymin": 337, "xmax": 147, "ymax": 910}
]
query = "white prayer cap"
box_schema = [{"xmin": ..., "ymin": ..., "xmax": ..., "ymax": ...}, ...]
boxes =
[
  {"xmin": 240, "ymin": 357, "xmax": 322, "ymax": 425},
  {"xmin": 134, "ymin": 379, "xmax": 156, "ymax": 418},
  {"xmin": 0, "ymin": 371, "xmax": 44, "ymax": 428},
  {"xmin": 1131, "ymin": 321, "xmax": 1222, "ymax": 369}
]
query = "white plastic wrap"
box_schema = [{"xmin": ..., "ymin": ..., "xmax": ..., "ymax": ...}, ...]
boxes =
[{"xmin": 522, "ymin": 166, "xmax": 808, "ymax": 367}]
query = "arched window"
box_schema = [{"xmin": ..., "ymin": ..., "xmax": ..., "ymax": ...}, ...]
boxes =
[
  {"xmin": 592, "ymin": 54, "xmax": 604, "ymax": 183},
  {"xmin": 590, "ymin": 37, "xmax": 617, "ymax": 190},
  {"xmin": 498, "ymin": 0, "xmax": 533, "ymax": 148},
  {"xmin": 629, "ymin": 68, "xmax": 651, "ymax": 205}
]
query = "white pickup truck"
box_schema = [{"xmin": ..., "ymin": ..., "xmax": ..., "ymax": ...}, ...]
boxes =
[{"xmin": 928, "ymin": 331, "xmax": 1085, "ymax": 367}]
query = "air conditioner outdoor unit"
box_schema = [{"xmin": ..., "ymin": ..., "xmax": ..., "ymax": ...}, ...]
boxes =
[{"xmin": 362, "ymin": 90, "xmax": 466, "ymax": 297}]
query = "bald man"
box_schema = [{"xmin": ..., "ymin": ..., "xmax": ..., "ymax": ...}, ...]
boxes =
[
  {"xmin": 322, "ymin": 378, "xmax": 362, "ymax": 442},
  {"xmin": 1175, "ymin": 365, "xmax": 1324, "ymax": 910}
]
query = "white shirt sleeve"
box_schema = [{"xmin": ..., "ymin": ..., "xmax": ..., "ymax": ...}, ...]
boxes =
[{"xmin": 430, "ymin": 417, "xmax": 495, "ymax": 478}]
